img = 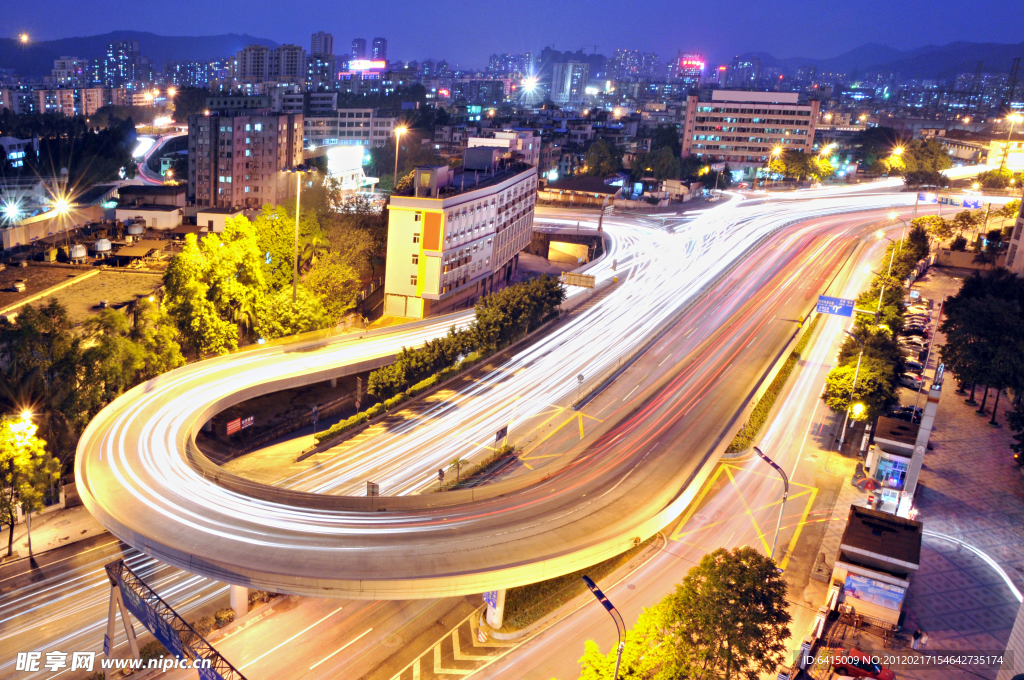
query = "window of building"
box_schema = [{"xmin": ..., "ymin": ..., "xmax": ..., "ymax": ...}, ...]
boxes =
[
  {"xmin": 410, "ymin": 275, "xmax": 417, "ymax": 285},
  {"xmin": 413, "ymin": 232, "xmax": 420, "ymax": 244},
  {"xmin": 414, "ymin": 212, "xmax": 422, "ymax": 222},
  {"xmin": 412, "ymin": 254, "xmax": 419, "ymax": 265}
]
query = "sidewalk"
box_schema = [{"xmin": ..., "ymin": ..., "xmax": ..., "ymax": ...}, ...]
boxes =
[
  {"xmin": 1, "ymin": 504, "xmax": 106, "ymax": 563},
  {"xmin": 793, "ymin": 265, "xmax": 1024, "ymax": 679}
]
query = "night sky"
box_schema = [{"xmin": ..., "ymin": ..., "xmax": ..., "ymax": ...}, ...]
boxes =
[{"xmin": 5, "ymin": 0, "xmax": 1018, "ymax": 66}]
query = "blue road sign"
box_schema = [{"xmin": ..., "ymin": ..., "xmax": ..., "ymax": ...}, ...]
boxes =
[
  {"xmin": 816, "ymin": 295, "xmax": 855, "ymax": 317},
  {"xmin": 311, "ymin": 405, "xmax": 319, "ymax": 425},
  {"xmin": 483, "ymin": 590, "xmax": 498, "ymax": 608}
]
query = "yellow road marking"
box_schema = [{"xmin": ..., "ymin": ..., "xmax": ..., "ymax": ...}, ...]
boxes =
[
  {"xmin": 723, "ymin": 465, "xmax": 771, "ymax": 555},
  {"xmin": 779, "ymin": 486, "xmax": 818, "ymax": 570}
]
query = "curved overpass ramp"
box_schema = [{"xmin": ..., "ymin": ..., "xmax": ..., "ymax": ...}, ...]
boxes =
[{"xmin": 77, "ymin": 195, "xmax": 917, "ymax": 599}]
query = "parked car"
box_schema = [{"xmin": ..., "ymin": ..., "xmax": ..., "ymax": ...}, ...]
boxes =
[
  {"xmin": 899, "ymin": 373, "xmax": 926, "ymax": 389},
  {"xmin": 907, "ymin": 305, "xmax": 931, "ymax": 315},
  {"xmin": 832, "ymin": 649, "xmax": 896, "ymax": 680},
  {"xmin": 902, "ymin": 327, "xmax": 931, "ymax": 338},
  {"xmin": 890, "ymin": 405, "xmax": 923, "ymax": 422},
  {"xmin": 904, "ymin": 360, "xmax": 924, "ymax": 374},
  {"xmin": 904, "ymin": 314, "xmax": 932, "ymax": 324},
  {"xmin": 899, "ymin": 336, "xmax": 927, "ymax": 348}
]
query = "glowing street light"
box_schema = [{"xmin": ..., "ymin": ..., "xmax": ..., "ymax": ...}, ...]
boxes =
[
  {"xmin": 892, "ymin": 146, "xmax": 904, "ymax": 157},
  {"xmin": 393, "ymin": 125, "xmax": 408, "ymax": 190},
  {"xmin": 999, "ymin": 113, "xmax": 1024, "ymax": 171},
  {"xmin": 521, "ymin": 76, "xmax": 538, "ymax": 93},
  {"xmin": 167, "ymin": 87, "xmax": 177, "ymax": 97},
  {"xmin": 19, "ymin": 33, "xmax": 29, "ymax": 44},
  {"xmin": 2, "ymin": 200, "xmax": 23, "ymax": 224},
  {"xmin": 282, "ymin": 164, "xmax": 317, "ymax": 303}
]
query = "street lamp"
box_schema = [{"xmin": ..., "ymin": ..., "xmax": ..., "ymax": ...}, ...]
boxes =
[
  {"xmin": 581, "ymin": 575, "xmax": 626, "ymax": 680},
  {"xmin": 999, "ymin": 113, "xmax": 1023, "ymax": 171},
  {"xmin": 763, "ymin": 146, "xmax": 782, "ymax": 189},
  {"xmin": 887, "ymin": 212, "xmax": 908, "ymax": 254},
  {"xmin": 393, "ymin": 125, "xmax": 408, "ymax": 191},
  {"xmin": 19, "ymin": 33, "xmax": 29, "ymax": 44},
  {"xmin": 875, "ymin": 231, "xmax": 900, "ymax": 312},
  {"xmin": 752, "ymin": 446, "xmax": 790, "ymax": 562},
  {"xmin": 283, "ymin": 164, "xmax": 317, "ymax": 304},
  {"xmin": 839, "ymin": 331, "xmax": 864, "ymax": 447}
]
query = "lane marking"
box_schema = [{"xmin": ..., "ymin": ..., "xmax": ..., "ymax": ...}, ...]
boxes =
[
  {"xmin": 310, "ymin": 627, "xmax": 373, "ymax": 670},
  {"xmin": 240, "ymin": 605, "xmax": 344, "ymax": 669}
]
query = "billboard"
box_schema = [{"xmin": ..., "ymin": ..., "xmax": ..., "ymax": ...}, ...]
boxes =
[{"xmin": 843, "ymin": 573, "xmax": 905, "ymax": 611}]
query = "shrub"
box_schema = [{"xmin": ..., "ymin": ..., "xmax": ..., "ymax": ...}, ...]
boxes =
[
  {"xmin": 950, "ymin": 235, "xmax": 968, "ymax": 251},
  {"xmin": 214, "ymin": 608, "xmax": 235, "ymax": 628},
  {"xmin": 191, "ymin": 615, "xmax": 216, "ymax": 636},
  {"xmin": 139, "ymin": 640, "xmax": 168, "ymax": 661}
]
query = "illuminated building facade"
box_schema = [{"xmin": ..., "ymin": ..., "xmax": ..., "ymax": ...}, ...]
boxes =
[
  {"xmin": 384, "ymin": 156, "xmax": 537, "ymax": 318},
  {"xmin": 188, "ymin": 110, "xmax": 303, "ymax": 209},
  {"xmin": 681, "ymin": 90, "xmax": 819, "ymax": 171}
]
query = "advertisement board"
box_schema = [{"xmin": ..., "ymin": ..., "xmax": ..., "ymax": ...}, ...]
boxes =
[{"xmin": 843, "ymin": 573, "xmax": 905, "ymax": 611}]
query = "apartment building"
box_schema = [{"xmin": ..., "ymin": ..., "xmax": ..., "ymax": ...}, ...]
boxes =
[
  {"xmin": 234, "ymin": 45, "xmax": 307, "ymax": 83},
  {"xmin": 52, "ymin": 56, "xmax": 88, "ymax": 86},
  {"xmin": 384, "ymin": 153, "xmax": 538, "ymax": 318},
  {"xmin": 304, "ymin": 108, "xmax": 396, "ymax": 149},
  {"xmin": 681, "ymin": 90, "xmax": 819, "ymax": 172},
  {"xmin": 1003, "ymin": 201, "xmax": 1024, "ymax": 274},
  {"xmin": 551, "ymin": 62, "xmax": 590, "ymax": 106},
  {"xmin": 188, "ymin": 109, "xmax": 303, "ymax": 209}
]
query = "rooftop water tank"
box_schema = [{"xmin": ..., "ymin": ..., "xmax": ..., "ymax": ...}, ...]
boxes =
[
  {"xmin": 94, "ymin": 239, "xmax": 111, "ymax": 253},
  {"xmin": 70, "ymin": 244, "xmax": 87, "ymax": 259},
  {"xmin": 127, "ymin": 224, "xmax": 144, "ymax": 235}
]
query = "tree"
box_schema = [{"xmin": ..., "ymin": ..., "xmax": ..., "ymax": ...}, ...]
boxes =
[
  {"xmin": 304, "ymin": 248, "xmax": 362, "ymax": 322},
  {"xmin": 0, "ymin": 301, "xmax": 99, "ymax": 469},
  {"xmin": 582, "ymin": 139, "xmax": 623, "ymax": 176},
  {"xmin": 254, "ymin": 286, "xmax": 333, "ymax": 340},
  {"xmin": 912, "ymin": 215, "xmax": 953, "ymax": 240},
  {"xmin": 579, "ymin": 547, "xmax": 791, "ymax": 680},
  {"xmin": 823, "ymin": 356, "xmax": 900, "ymax": 418},
  {"xmin": 631, "ymin": 147, "xmax": 681, "ymax": 180},
  {"xmin": 448, "ymin": 457, "xmax": 470, "ymax": 483},
  {"xmin": 649, "ymin": 124, "xmax": 682, "ymax": 157},
  {"xmin": 252, "ymin": 204, "xmax": 322, "ymax": 290},
  {"xmin": 163, "ymin": 216, "xmax": 267, "ymax": 353},
  {"xmin": 903, "ymin": 170, "xmax": 949, "ymax": 188},
  {"xmin": 0, "ymin": 415, "xmax": 59, "ymax": 557}
]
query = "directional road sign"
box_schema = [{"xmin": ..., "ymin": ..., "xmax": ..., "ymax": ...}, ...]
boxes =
[{"xmin": 816, "ymin": 295, "xmax": 855, "ymax": 317}]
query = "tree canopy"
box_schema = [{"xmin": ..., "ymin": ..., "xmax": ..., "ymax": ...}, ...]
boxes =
[
  {"xmin": 578, "ymin": 547, "xmax": 791, "ymax": 680},
  {"xmin": 0, "ymin": 415, "xmax": 59, "ymax": 557},
  {"xmin": 583, "ymin": 139, "xmax": 624, "ymax": 176}
]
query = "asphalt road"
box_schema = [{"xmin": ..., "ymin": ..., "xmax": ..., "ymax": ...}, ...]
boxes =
[{"xmin": 75, "ymin": 193, "xmax": 923, "ymax": 599}]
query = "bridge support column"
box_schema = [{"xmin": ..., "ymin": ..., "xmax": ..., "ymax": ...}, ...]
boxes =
[
  {"xmin": 229, "ymin": 584, "xmax": 248, "ymax": 620},
  {"xmin": 484, "ymin": 589, "xmax": 506, "ymax": 629}
]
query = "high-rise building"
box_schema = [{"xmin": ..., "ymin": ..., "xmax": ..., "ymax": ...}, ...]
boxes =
[
  {"xmin": 233, "ymin": 45, "xmax": 306, "ymax": 83},
  {"xmin": 188, "ymin": 105, "xmax": 304, "ymax": 209},
  {"xmin": 311, "ymin": 31, "xmax": 334, "ymax": 57},
  {"xmin": 351, "ymin": 39, "xmax": 367, "ymax": 60},
  {"xmin": 165, "ymin": 61, "xmax": 211, "ymax": 88},
  {"xmin": 668, "ymin": 53, "xmax": 704, "ymax": 87},
  {"xmin": 487, "ymin": 53, "xmax": 533, "ymax": 77},
  {"xmin": 306, "ymin": 54, "xmax": 336, "ymax": 88},
  {"xmin": 608, "ymin": 49, "xmax": 660, "ymax": 81},
  {"xmin": 52, "ymin": 56, "xmax": 88, "ymax": 86},
  {"xmin": 384, "ymin": 155, "xmax": 537, "ymax": 318},
  {"xmin": 103, "ymin": 40, "xmax": 143, "ymax": 87},
  {"xmin": 551, "ymin": 62, "xmax": 589, "ymax": 105},
  {"xmin": 372, "ymin": 38, "xmax": 387, "ymax": 62}
]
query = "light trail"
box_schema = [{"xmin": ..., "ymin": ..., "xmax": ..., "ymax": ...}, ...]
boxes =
[{"xmin": 75, "ymin": 191, "xmax": 919, "ymax": 599}]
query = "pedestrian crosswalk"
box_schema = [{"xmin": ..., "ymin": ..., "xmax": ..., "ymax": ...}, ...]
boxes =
[{"xmin": 389, "ymin": 608, "xmax": 516, "ymax": 679}]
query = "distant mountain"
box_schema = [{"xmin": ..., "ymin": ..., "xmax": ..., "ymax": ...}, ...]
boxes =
[
  {"xmin": 733, "ymin": 40, "xmax": 1024, "ymax": 80},
  {"xmin": 0, "ymin": 31, "xmax": 280, "ymax": 77}
]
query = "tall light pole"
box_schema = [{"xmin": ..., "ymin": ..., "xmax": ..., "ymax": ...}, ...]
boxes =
[
  {"xmin": 887, "ymin": 212, "xmax": 908, "ymax": 254},
  {"xmin": 875, "ymin": 231, "xmax": 899, "ymax": 312},
  {"xmin": 999, "ymin": 113, "xmax": 1023, "ymax": 172},
  {"xmin": 284, "ymin": 164, "xmax": 315, "ymax": 303},
  {"xmin": 393, "ymin": 125, "xmax": 408, "ymax": 191},
  {"xmin": 839, "ymin": 330, "xmax": 864, "ymax": 447},
  {"xmin": 582, "ymin": 576, "xmax": 626, "ymax": 680},
  {"xmin": 753, "ymin": 446, "xmax": 789, "ymax": 561}
]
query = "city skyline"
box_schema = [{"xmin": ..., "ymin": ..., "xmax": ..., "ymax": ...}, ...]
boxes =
[{"xmin": 5, "ymin": 0, "xmax": 1020, "ymax": 67}]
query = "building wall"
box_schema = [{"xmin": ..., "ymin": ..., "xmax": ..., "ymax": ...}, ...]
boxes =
[
  {"xmin": 1005, "ymin": 201, "xmax": 1024, "ymax": 275},
  {"xmin": 189, "ymin": 112, "xmax": 303, "ymax": 208},
  {"xmin": 681, "ymin": 91, "xmax": 819, "ymax": 168},
  {"xmin": 385, "ymin": 167, "xmax": 537, "ymax": 318}
]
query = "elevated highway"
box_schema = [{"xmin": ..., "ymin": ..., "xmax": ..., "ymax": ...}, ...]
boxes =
[{"xmin": 76, "ymin": 194, "xmax": 920, "ymax": 599}]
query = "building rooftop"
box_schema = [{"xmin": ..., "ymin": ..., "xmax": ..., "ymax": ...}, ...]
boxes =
[
  {"xmin": 840, "ymin": 505, "xmax": 922, "ymax": 568},
  {"xmin": 197, "ymin": 207, "xmax": 246, "ymax": 214},
  {"xmin": 393, "ymin": 161, "xmax": 535, "ymax": 201},
  {"xmin": 874, "ymin": 416, "xmax": 919, "ymax": 448},
  {"xmin": 544, "ymin": 176, "xmax": 621, "ymax": 195},
  {"xmin": 119, "ymin": 185, "xmax": 186, "ymax": 198},
  {"xmin": 115, "ymin": 204, "xmax": 182, "ymax": 212}
]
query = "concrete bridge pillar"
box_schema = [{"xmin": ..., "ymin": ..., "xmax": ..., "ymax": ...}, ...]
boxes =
[
  {"xmin": 229, "ymin": 585, "xmax": 248, "ymax": 621},
  {"xmin": 484, "ymin": 589, "xmax": 506, "ymax": 629}
]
